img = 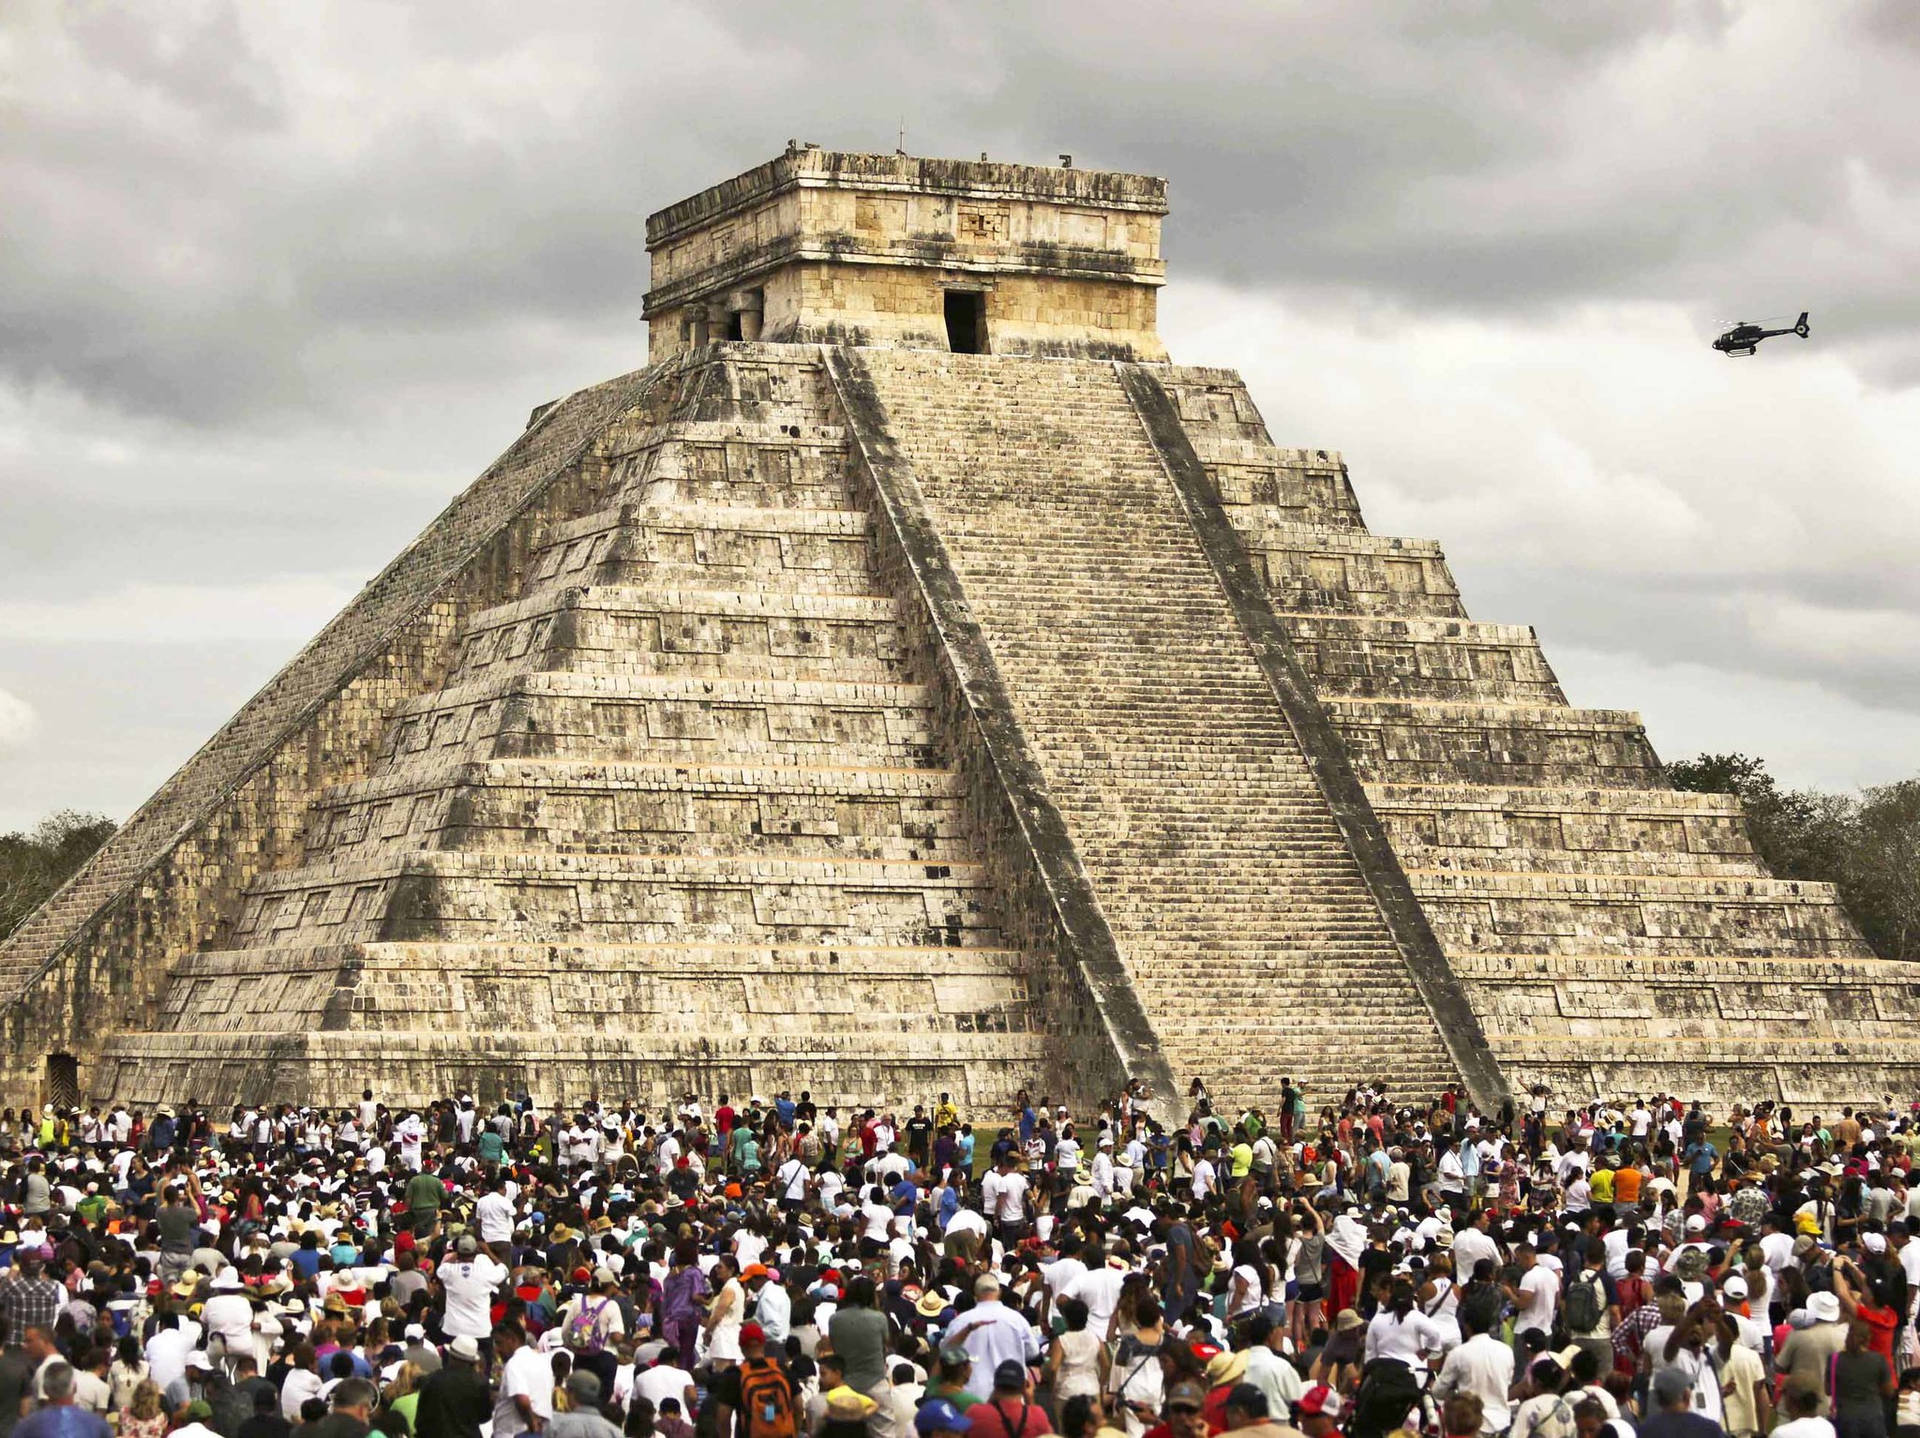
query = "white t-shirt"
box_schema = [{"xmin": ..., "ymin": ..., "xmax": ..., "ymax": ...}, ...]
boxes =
[
  {"xmin": 634, "ymin": 1363, "xmax": 694, "ymax": 1411},
  {"xmin": 982, "ymin": 1170, "xmax": 1028, "ymax": 1223},
  {"xmin": 476, "ymin": 1191, "xmax": 515, "ymax": 1244},
  {"xmin": 1190, "ymin": 1158, "xmax": 1216, "ymax": 1200},
  {"xmin": 440, "ymin": 1252, "xmax": 508, "ymax": 1337},
  {"xmin": 1517, "ymin": 1265, "xmax": 1558, "ymax": 1334},
  {"xmin": 1064, "ymin": 1264, "xmax": 1126, "ymax": 1337},
  {"xmin": 1772, "ymin": 1419, "xmax": 1837, "ymax": 1438},
  {"xmin": 778, "ymin": 1157, "xmax": 810, "ymax": 1202},
  {"xmin": 496, "ymin": 1343, "xmax": 555, "ymax": 1438}
]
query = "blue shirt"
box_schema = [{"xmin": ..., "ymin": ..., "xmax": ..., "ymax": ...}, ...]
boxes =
[{"xmin": 15, "ymin": 1406, "xmax": 113, "ymax": 1438}]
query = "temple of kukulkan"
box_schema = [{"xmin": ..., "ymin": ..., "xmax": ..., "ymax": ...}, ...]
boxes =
[{"xmin": 10, "ymin": 145, "xmax": 1920, "ymax": 1117}]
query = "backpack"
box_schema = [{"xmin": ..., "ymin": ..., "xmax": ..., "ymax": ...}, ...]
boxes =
[
  {"xmin": 737, "ymin": 1356, "xmax": 796, "ymax": 1438},
  {"xmin": 1460, "ymin": 1282, "xmax": 1505, "ymax": 1337},
  {"xmin": 566, "ymin": 1297, "xmax": 614, "ymax": 1353},
  {"xmin": 1565, "ymin": 1271, "xmax": 1604, "ymax": 1336}
]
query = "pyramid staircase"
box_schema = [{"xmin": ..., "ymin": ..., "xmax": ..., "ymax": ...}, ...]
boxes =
[
  {"xmin": 82, "ymin": 349, "xmax": 1050, "ymax": 1110},
  {"xmin": 1156, "ymin": 366, "xmax": 1920, "ymax": 1103}
]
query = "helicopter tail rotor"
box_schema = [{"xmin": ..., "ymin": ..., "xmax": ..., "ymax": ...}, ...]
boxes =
[{"xmin": 1795, "ymin": 312, "xmax": 1810, "ymax": 338}]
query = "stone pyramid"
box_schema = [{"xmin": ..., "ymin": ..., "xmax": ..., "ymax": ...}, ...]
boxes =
[{"xmin": 7, "ymin": 146, "xmax": 1919, "ymax": 1114}]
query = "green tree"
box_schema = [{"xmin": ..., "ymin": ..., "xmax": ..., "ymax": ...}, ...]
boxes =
[
  {"xmin": 1844, "ymin": 780, "xmax": 1920, "ymax": 960},
  {"xmin": 0, "ymin": 810, "xmax": 117, "ymax": 940},
  {"xmin": 1667, "ymin": 754, "xmax": 1920, "ymax": 961}
]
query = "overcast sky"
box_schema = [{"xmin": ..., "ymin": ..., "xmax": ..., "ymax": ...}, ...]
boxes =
[{"xmin": 4, "ymin": 1, "xmax": 1920, "ymax": 832}]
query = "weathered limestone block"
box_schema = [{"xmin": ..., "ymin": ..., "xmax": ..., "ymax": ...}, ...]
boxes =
[{"xmin": 1329, "ymin": 701, "xmax": 1662, "ymax": 788}]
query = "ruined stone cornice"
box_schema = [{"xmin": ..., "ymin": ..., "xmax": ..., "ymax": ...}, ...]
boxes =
[
  {"xmin": 643, "ymin": 231, "xmax": 1165, "ymax": 316},
  {"xmin": 646, "ymin": 148, "xmax": 1168, "ymax": 249}
]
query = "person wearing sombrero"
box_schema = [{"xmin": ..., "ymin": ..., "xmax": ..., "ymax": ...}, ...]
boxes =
[{"xmin": 818, "ymin": 1385, "xmax": 879, "ymax": 1438}]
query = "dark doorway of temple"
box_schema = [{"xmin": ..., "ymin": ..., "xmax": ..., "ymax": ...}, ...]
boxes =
[
  {"xmin": 944, "ymin": 290, "xmax": 987, "ymax": 354},
  {"xmin": 45, "ymin": 1053, "xmax": 78, "ymax": 1111}
]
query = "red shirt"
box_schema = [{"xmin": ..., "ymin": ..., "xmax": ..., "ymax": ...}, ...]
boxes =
[
  {"xmin": 1859, "ymin": 1300, "xmax": 1898, "ymax": 1363},
  {"xmin": 966, "ymin": 1397, "xmax": 1053, "ymax": 1438}
]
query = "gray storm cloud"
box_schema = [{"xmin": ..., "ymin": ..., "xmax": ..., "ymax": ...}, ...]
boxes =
[{"xmin": 2, "ymin": 0, "xmax": 1919, "ymax": 827}]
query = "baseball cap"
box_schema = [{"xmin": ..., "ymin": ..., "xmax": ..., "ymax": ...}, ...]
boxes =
[
  {"xmin": 741, "ymin": 1322, "xmax": 766, "ymax": 1345},
  {"xmin": 992, "ymin": 1359, "xmax": 1028, "ymax": 1392},
  {"xmin": 1297, "ymin": 1385, "xmax": 1342, "ymax": 1419},
  {"xmin": 915, "ymin": 1400, "xmax": 973, "ymax": 1435}
]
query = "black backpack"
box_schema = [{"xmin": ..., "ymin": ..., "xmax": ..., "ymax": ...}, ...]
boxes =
[{"xmin": 1565, "ymin": 1270, "xmax": 1605, "ymax": 1335}]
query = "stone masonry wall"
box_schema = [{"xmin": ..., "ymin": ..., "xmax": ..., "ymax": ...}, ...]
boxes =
[
  {"xmin": 855, "ymin": 351, "xmax": 1469, "ymax": 1110},
  {"xmin": 0, "ymin": 365, "xmax": 681, "ymax": 1103},
  {"xmin": 79, "ymin": 347, "xmax": 1110, "ymax": 1114},
  {"xmin": 1160, "ymin": 363, "xmax": 1920, "ymax": 1105}
]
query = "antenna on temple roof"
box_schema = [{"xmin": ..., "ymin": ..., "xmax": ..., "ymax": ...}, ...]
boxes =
[{"xmin": 897, "ymin": 118, "xmax": 906, "ymax": 156}]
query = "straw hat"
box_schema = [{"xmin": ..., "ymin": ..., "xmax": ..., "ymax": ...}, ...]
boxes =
[
  {"xmin": 824, "ymin": 1387, "xmax": 878, "ymax": 1422},
  {"xmin": 1205, "ymin": 1350, "xmax": 1249, "ymax": 1387}
]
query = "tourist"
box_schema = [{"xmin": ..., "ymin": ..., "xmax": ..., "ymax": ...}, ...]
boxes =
[{"xmin": 9, "ymin": 1079, "xmax": 1920, "ymax": 1438}]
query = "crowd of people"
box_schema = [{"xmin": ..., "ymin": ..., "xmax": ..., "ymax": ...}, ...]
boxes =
[{"xmin": 0, "ymin": 1078, "xmax": 1918, "ymax": 1438}]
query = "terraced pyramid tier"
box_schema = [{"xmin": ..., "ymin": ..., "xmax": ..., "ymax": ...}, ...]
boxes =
[
  {"xmin": 1157, "ymin": 364, "xmax": 1920, "ymax": 1104},
  {"xmin": 68, "ymin": 349, "xmax": 1064, "ymax": 1111}
]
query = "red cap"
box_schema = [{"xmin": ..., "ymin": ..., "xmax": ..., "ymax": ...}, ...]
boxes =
[
  {"xmin": 1298, "ymin": 1386, "xmax": 1342, "ymax": 1418},
  {"xmin": 741, "ymin": 1322, "xmax": 766, "ymax": 1344}
]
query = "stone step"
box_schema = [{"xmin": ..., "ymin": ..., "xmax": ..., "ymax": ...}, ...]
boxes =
[
  {"xmin": 380, "ymin": 671, "xmax": 940, "ymax": 769},
  {"xmin": 92, "ymin": 1024, "xmax": 1054, "ymax": 1115},
  {"xmin": 1452, "ymin": 951, "xmax": 1920, "ymax": 983},
  {"xmin": 1234, "ymin": 523, "xmax": 1465, "ymax": 619},
  {"xmin": 162, "ymin": 938, "xmax": 1038, "ymax": 1038},
  {"xmin": 856, "ymin": 350, "xmax": 1464, "ymax": 1103},
  {"xmin": 232, "ymin": 849, "xmax": 1009, "ymax": 951},
  {"xmin": 628, "ymin": 475, "xmax": 856, "ymax": 511},
  {"xmin": 1409, "ymin": 868, "xmax": 1852, "ymax": 903},
  {"xmin": 452, "ymin": 585, "xmax": 913, "ymax": 685},
  {"xmin": 1415, "ymin": 867, "xmax": 1868, "ymax": 958},
  {"xmin": 530, "ymin": 505, "xmax": 880, "ymax": 597},
  {"xmin": 1367, "ymin": 780, "xmax": 1761, "ymax": 869},
  {"xmin": 1400, "ymin": 847, "xmax": 1766, "ymax": 878},
  {"xmin": 307, "ymin": 759, "xmax": 974, "ymax": 863},
  {"xmin": 542, "ymin": 501, "xmax": 872, "ymax": 554},
  {"xmin": 1325, "ymin": 697, "xmax": 1661, "ymax": 788},
  {"xmin": 1278, "ymin": 612, "xmax": 1564, "ymax": 704}
]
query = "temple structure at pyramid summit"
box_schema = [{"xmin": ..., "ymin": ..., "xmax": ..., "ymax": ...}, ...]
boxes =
[{"xmin": 9, "ymin": 144, "xmax": 1920, "ymax": 1117}]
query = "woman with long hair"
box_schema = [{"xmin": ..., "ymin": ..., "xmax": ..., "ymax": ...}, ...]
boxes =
[
  {"xmin": 120, "ymin": 1381, "xmax": 167, "ymax": 1438},
  {"xmin": 1833, "ymin": 1317, "xmax": 1897, "ymax": 1438},
  {"xmin": 661, "ymin": 1240, "xmax": 709, "ymax": 1371}
]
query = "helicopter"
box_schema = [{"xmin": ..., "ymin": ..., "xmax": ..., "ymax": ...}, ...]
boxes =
[{"xmin": 1713, "ymin": 311, "xmax": 1809, "ymax": 356}]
